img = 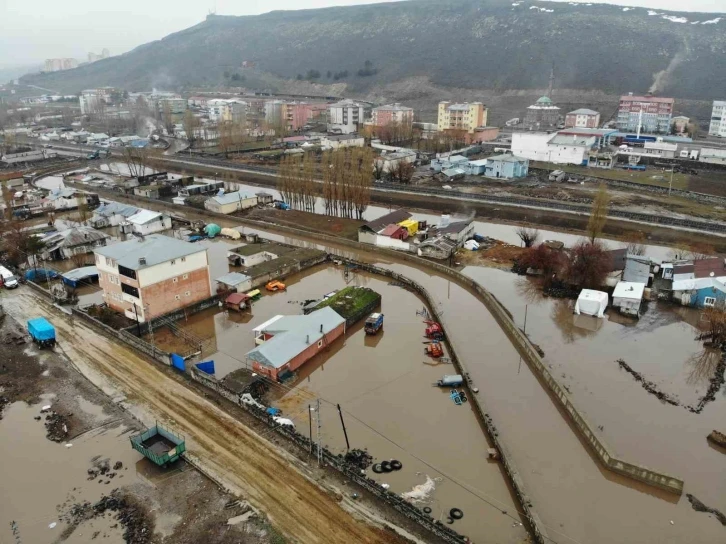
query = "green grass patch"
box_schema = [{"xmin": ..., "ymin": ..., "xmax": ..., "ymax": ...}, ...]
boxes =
[
  {"xmin": 531, "ymin": 161, "xmax": 690, "ymax": 191},
  {"xmin": 314, "ymin": 286, "xmax": 380, "ymax": 319}
]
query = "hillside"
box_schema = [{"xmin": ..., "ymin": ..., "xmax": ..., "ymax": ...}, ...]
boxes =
[{"xmin": 20, "ymin": 0, "xmax": 726, "ymax": 102}]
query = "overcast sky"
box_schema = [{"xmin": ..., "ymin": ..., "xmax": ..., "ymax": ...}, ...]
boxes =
[{"xmin": 1, "ymin": 0, "xmax": 723, "ymax": 67}]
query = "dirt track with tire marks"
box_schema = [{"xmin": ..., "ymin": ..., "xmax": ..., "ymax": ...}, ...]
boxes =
[{"xmin": 5, "ymin": 292, "xmax": 405, "ymax": 544}]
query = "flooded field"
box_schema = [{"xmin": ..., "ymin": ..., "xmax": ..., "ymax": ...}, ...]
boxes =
[{"xmin": 151, "ymin": 263, "xmax": 529, "ymax": 543}]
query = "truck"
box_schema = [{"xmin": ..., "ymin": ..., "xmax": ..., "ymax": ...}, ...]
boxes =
[
  {"xmin": 364, "ymin": 313, "xmax": 384, "ymax": 335},
  {"xmin": 0, "ymin": 266, "xmax": 19, "ymax": 289},
  {"xmin": 424, "ymin": 321, "xmax": 444, "ymax": 340},
  {"xmin": 86, "ymin": 149, "xmax": 110, "ymax": 160},
  {"xmin": 27, "ymin": 317, "xmax": 56, "ymax": 348},
  {"xmin": 130, "ymin": 424, "xmax": 186, "ymax": 467}
]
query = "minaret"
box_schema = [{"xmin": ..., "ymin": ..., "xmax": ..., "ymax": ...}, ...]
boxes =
[{"xmin": 547, "ymin": 62, "xmax": 555, "ymax": 99}]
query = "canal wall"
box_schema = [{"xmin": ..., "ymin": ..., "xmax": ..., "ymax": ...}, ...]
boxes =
[{"xmin": 64, "ymin": 186, "xmax": 684, "ymax": 492}]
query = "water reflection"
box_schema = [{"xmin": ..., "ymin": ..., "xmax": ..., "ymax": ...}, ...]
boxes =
[
  {"xmin": 685, "ymin": 348, "xmax": 722, "ymax": 386},
  {"xmin": 550, "ymin": 299, "xmax": 601, "ymax": 343}
]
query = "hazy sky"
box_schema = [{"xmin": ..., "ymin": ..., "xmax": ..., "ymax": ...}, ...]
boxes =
[{"xmin": 1, "ymin": 0, "xmax": 723, "ymax": 67}]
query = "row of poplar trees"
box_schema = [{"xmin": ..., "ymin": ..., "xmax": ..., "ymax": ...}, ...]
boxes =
[{"xmin": 277, "ymin": 148, "xmax": 374, "ymax": 220}]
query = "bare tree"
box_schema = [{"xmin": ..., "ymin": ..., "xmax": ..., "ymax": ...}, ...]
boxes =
[
  {"xmin": 182, "ymin": 110, "xmax": 201, "ymax": 147},
  {"xmin": 373, "ymin": 159, "xmax": 384, "ymax": 181},
  {"xmin": 75, "ymin": 197, "xmax": 90, "ymax": 224},
  {"xmin": 516, "ymin": 226, "xmax": 540, "ymax": 248},
  {"xmin": 587, "ymin": 183, "xmax": 610, "ymax": 243},
  {"xmin": 393, "ymin": 160, "xmax": 415, "ymax": 184},
  {"xmin": 121, "ymin": 146, "xmax": 152, "ymax": 178},
  {"xmin": 624, "ymin": 232, "xmax": 646, "ymax": 256},
  {"xmin": 162, "ymin": 102, "xmax": 174, "ymax": 136},
  {"xmin": 566, "ymin": 240, "xmax": 610, "ymax": 289}
]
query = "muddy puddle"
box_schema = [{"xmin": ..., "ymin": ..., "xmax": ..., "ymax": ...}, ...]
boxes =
[{"xmin": 0, "ymin": 401, "xmax": 142, "ymax": 544}]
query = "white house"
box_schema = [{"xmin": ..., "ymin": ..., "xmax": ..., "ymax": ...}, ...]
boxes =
[
  {"xmin": 204, "ymin": 191, "xmax": 258, "ymax": 215},
  {"xmin": 320, "ymin": 134, "xmax": 365, "ymax": 150},
  {"xmin": 612, "ymin": 281, "xmax": 645, "ymax": 317},
  {"xmin": 87, "ymin": 133, "xmax": 110, "ymax": 146},
  {"xmin": 44, "ymin": 188, "xmax": 83, "ymax": 211},
  {"xmin": 125, "ymin": 209, "xmax": 172, "ymax": 235},
  {"xmin": 91, "ymin": 202, "xmax": 140, "ymax": 227},
  {"xmin": 375, "ymin": 151, "xmax": 416, "ymax": 173}
]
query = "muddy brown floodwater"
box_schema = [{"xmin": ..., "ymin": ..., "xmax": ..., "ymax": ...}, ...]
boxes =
[{"xmin": 151, "ymin": 263, "xmax": 529, "ymax": 543}]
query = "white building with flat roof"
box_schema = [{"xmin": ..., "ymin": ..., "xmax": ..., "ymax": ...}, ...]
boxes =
[
  {"xmin": 327, "ymin": 99, "xmax": 367, "ymax": 134},
  {"xmin": 709, "ymin": 101, "xmax": 726, "ymax": 138}
]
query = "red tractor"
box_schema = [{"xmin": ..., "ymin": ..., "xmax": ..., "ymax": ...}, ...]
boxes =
[
  {"xmin": 425, "ymin": 342, "xmax": 444, "ymax": 358},
  {"xmin": 424, "ymin": 321, "xmax": 444, "ymax": 340}
]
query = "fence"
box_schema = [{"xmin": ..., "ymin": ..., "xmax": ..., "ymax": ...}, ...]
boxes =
[{"xmin": 189, "ymin": 366, "xmax": 469, "ymax": 544}]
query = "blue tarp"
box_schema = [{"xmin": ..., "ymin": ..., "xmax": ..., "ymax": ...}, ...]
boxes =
[
  {"xmin": 171, "ymin": 353, "xmax": 186, "ymax": 372},
  {"xmin": 25, "ymin": 268, "xmax": 59, "ymax": 282},
  {"xmin": 194, "ymin": 360, "xmax": 215, "ymax": 375},
  {"xmin": 27, "ymin": 318, "xmax": 55, "ymax": 341},
  {"xmin": 61, "ymin": 266, "xmax": 99, "ymax": 288}
]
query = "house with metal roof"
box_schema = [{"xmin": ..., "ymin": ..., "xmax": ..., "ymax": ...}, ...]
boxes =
[
  {"xmin": 41, "ymin": 226, "xmax": 109, "ymax": 261},
  {"xmin": 247, "ymin": 307, "xmax": 346, "ymax": 381},
  {"xmin": 91, "ymin": 201, "xmax": 140, "ymax": 227},
  {"xmin": 204, "ymin": 191, "xmax": 258, "ymax": 215},
  {"xmin": 215, "ymin": 272, "xmax": 252, "ymax": 293},
  {"xmin": 484, "ymin": 153, "xmax": 529, "ymax": 179},
  {"xmin": 94, "ymin": 234, "xmax": 212, "ymax": 322},
  {"xmin": 126, "ymin": 209, "xmax": 172, "ymax": 235}
]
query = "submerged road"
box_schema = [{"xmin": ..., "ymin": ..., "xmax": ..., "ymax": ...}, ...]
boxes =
[
  {"xmin": 3, "ymin": 292, "xmax": 413, "ymax": 544},
  {"xmin": 67, "ymin": 187, "xmax": 724, "ymax": 544}
]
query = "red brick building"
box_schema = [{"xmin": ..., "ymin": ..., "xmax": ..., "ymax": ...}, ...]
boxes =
[
  {"xmin": 247, "ymin": 307, "xmax": 346, "ymax": 380},
  {"xmin": 95, "ymin": 234, "xmax": 211, "ymax": 322},
  {"xmin": 371, "ymin": 103, "xmax": 414, "ymax": 127}
]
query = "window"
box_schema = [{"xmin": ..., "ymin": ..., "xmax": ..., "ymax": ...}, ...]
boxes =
[
  {"xmin": 317, "ymin": 340, "xmax": 323, "ymax": 348},
  {"xmin": 182, "ymin": 274, "xmax": 189, "ymax": 280},
  {"xmin": 175, "ymin": 295, "xmax": 180, "ymax": 300},
  {"xmin": 172, "ymin": 277, "xmax": 178, "ymax": 283},
  {"xmin": 118, "ymin": 265, "xmax": 137, "ymax": 280},
  {"xmin": 170, "ymin": 260, "xmax": 176, "ymax": 265},
  {"xmin": 185, "ymin": 291, "xmax": 191, "ymax": 297},
  {"xmin": 704, "ymin": 297, "xmax": 717, "ymax": 307},
  {"xmin": 121, "ymin": 283, "xmax": 139, "ymax": 298},
  {"xmin": 181, "ymin": 257, "xmax": 186, "ymax": 262}
]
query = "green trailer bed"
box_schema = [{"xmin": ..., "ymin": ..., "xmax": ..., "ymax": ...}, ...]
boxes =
[{"xmin": 130, "ymin": 424, "xmax": 186, "ymax": 466}]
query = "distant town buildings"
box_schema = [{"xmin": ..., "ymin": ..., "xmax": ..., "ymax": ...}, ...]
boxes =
[
  {"xmin": 616, "ymin": 93, "xmax": 674, "ymax": 134},
  {"xmin": 709, "ymin": 101, "xmax": 726, "ymax": 137},
  {"xmin": 437, "ymin": 101, "xmax": 487, "ymax": 135},
  {"xmin": 565, "ymin": 109, "xmax": 600, "ymax": 129},
  {"xmin": 79, "ymin": 87, "xmax": 118, "ymax": 115},
  {"xmin": 328, "ymin": 99, "xmax": 367, "ymax": 134},
  {"xmin": 87, "ymin": 49, "xmax": 110, "ymax": 63},
  {"xmin": 282, "ymin": 102, "xmax": 327, "ymax": 132},
  {"xmin": 372, "ymin": 103, "xmax": 414, "ymax": 127},
  {"xmin": 95, "ymin": 235, "xmax": 212, "ymax": 323},
  {"xmin": 158, "ymin": 97, "xmax": 188, "ymax": 115},
  {"xmin": 44, "ymin": 58, "xmax": 78, "ymax": 72},
  {"xmin": 208, "ymin": 99, "xmax": 247, "ymax": 123},
  {"xmin": 671, "ymin": 116, "xmax": 690, "ymax": 134}
]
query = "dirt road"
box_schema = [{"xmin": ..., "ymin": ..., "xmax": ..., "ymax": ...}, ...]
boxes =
[{"xmin": 4, "ymin": 291, "xmax": 409, "ymax": 544}]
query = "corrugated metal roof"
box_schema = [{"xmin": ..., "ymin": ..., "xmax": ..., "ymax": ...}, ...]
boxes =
[
  {"xmin": 127, "ymin": 209, "xmax": 163, "ymax": 225},
  {"xmin": 43, "ymin": 227, "xmax": 108, "ymax": 250},
  {"xmin": 94, "ymin": 234, "xmax": 206, "ymax": 270},
  {"xmin": 246, "ymin": 307, "xmax": 345, "ymax": 369},
  {"xmin": 61, "ymin": 266, "xmax": 99, "ymax": 282},
  {"xmin": 95, "ymin": 202, "xmax": 139, "ymax": 218},
  {"xmin": 568, "ymin": 109, "xmax": 600, "ymax": 115},
  {"xmin": 548, "ymin": 134, "xmax": 597, "ymax": 147},
  {"xmin": 360, "ymin": 210, "xmax": 412, "ymax": 233},
  {"xmin": 486, "ymin": 154, "xmax": 528, "ymax": 163},
  {"xmin": 216, "ymin": 272, "xmax": 251, "ymax": 286},
  {"xmin": 210, "ymin": 191, "xmax": 254, "ymax": 206},
  {"xmin": 623, "ymin": 257, "xmax": 651, "ymax": 284}
]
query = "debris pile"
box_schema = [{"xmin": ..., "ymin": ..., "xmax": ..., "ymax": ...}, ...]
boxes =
[
  {"xmin": 686, "ymin": 494, "xmax": 726, "ymax": 526},
  {"xmin": 86, "ymin": 458, "xmax": 122, "ymax": 483},
  {"xmin": 344, "ymin": 448, "xmax": 373, "ymax": 470},
  {"xmin": 707, "ymin": 430, "xmax": 726, "ymax": 450},
  {"xmin": 61, "ymin": 491, "xmax": 155, "ymax": 543},
  {"xmin": 44, "ymin": 410, "xmax": 70, "ymax": 442},
  {"xmin": 616, "ymin": 359, "xmax": 680, "ymax": 406}
]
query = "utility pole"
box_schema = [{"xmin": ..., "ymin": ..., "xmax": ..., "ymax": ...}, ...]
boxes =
[
  {"xmin": 336, "ymin": 403, "xmax": 350, "ymax": 451},
  {"xmin": 669, "ymin": 166, "xmax": 674, "ymax": 197},
  {"xmin": 308, "ymin": 404, "xmax": 313, "ymax": 455},
  {"xmin": 315, "ymin": 398, "xmax": 322, "ymax": 467}
]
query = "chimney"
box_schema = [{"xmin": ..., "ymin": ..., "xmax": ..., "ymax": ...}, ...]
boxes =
[{"xmin": 139, "ymin": 257, "xmax": 146, "ymax": 265}]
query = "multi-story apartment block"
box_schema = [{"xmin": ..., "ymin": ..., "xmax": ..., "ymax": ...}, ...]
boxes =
[
  {"xmin": 158, "ymin": 97, "xmax": 188, "ymax": 115},
  {"xmin": 208, "ymin": 99, "xmax": 247, "ymax": 123},
  {"xmin": 709, "ymin": 101, "xmax": 726, "ymax": 137},
  {"xmin": 282, "ymin": 102, "xmax": 328, "ymax": 131},
  {"xmin": 616, "ymin": 93, "xmax": 674, "ymax": 134},
  {"xmin": 437, "ymin": 102, "xmax": 487, "ymax": 134},
  {"xmin": 327, "ymin": 99, "xmax": 367, "ymax": 134},
  {"xmin": 371, "ymin": 103, "xmax": 414, "ymax": 127},
  {"xmin": 44, "ymin": 58, "xmax": 78, "ymax": 72},
  {"xmin": 95, "ymin": 235, "xmax": 211, "ymax": 323}
]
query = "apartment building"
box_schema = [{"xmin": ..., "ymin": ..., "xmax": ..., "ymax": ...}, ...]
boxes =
[
  {"xmin": 437, "ymin": 102, "xmax": 487, "ymax": 134},
  {"xmin": 282, "ymin": 102, "xmax": 327, "ymax": 131},
  {"xmin": 158, "ymin": 97, "xmax": 188, "ymax": 115},
  {"xmin": 327, "ymin": 99, "xmax": 367, "ymax": 134},
  {"xmin": 95, "ymin": 235, "xmax": 211, "ymax": 323},
  {"xmin": 616, "ymin": 93, "xmax": 674, "ymax": 134},
  {"xmin": 709, "ymin": 101, "xmax": 726, "ymax": 137},
  {"xmin": 44, "ymin": 58, "xmax": 78, "ymax": 72},
  {"xmin": 565, "ymin": 109, "xmax": 601, "ymax": 129},
  {"xmin": 371, "ymin": 103, "xmax": 414, "ymax": 127}
]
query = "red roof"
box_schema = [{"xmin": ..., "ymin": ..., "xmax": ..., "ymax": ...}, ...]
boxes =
[
  {"xmin": 381, "ymin": 224, "xmax": 405, "ymax": 236},
  {"xmin": 226, "ymin": 292, "xmax": 250, "ymax": 304},
  {"xmin": 619, "ymin": 95, "xmax": 674, "ymax": 104},
  {"xmin": 693, "ymin": 258, "xmax": 726, "ymax": 278}
]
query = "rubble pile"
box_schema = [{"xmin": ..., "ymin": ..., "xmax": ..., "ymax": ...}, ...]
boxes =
[
  {"xmin": 62, "ymin": 491, "xmax": 155, "ymax": 544},
  {"xmin": 44, "ymin": 410, "xmax": 70, "ymax": 442},
  {"xmin": 343, "ymin": 448, "xmax": 373, "ymax": 470},
  {"xmin": 616, "ymin": 359, "xmax": 681, "ymax": 407}
]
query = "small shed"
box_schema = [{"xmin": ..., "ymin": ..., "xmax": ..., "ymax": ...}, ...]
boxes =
[
  {"xmin": 574, "ymin": 289, "xmax": 608, "ymax": 318},
  {"xmin": 612, "ymin": 281, "xmax": 645, "ymax": 317},
  {"xmin": 216, "ymin": 272, "xmax": 252, "ymax": 293},
  {"xmin": 380, "ymin": 224, "xmax": 408, "ymax": 240},
  {"xmin": 256, "ymin": 192, "xmax": 274, "ymax": 205},
  {"xmin": 225, "ymin": 292, "xmax": 251, "ymax": 312}
]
